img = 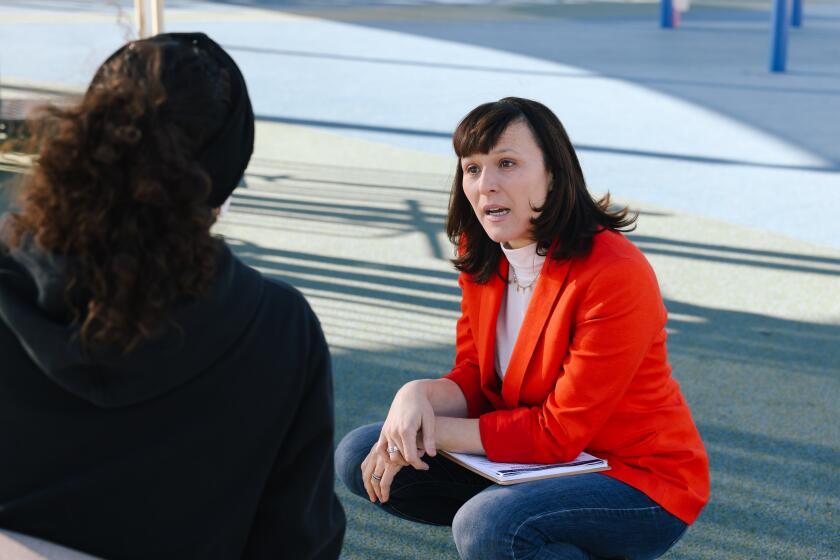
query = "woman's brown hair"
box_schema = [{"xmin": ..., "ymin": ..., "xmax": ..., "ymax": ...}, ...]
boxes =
[
  {"xmin": 445, "ymin": 97, "xmax": 637, "ymax": 283},
  {"xmin": 1, "ymin": 39, "xmax": 230, "ymax": 351}
]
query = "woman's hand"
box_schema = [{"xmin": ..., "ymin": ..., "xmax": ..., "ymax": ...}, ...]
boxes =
[
  {"xmin": 359, "ymin": 381, "xmax": 439, "ymax": 503},
  {"xmin": 360, "ymin": 436, "xmax": 411, "ymax": 503},
  {"xmin": 381, "ymin": 381, "xmax": 438, "ymax": 469}
]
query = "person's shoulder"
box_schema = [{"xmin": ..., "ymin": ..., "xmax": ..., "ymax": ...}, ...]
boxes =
[
  {"xmin": 573, "ymin": 229, "xmax": 657, "ymax": 285},
  {"xmin": 262, "ymin": 274, "xmax": 306, "ymax": 302},
  {"xmin": 235, "ymin": 263, "xmax": 328, "ymax": 356},
  {"xmin": 229, "ymin": 254, "xmax": 316, "ymax": 321},
  {"xmin": 260, "ymin": 274, "xmax": 317, "ymax": 318},
  {"xmin": 589, "ymin": 229, "xmax": 646, "ymax": 263}
]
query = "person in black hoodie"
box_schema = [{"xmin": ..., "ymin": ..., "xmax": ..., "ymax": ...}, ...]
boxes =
[{"xmin": 0, "ymin": 33, "xmax": 345, "ymax": 559}]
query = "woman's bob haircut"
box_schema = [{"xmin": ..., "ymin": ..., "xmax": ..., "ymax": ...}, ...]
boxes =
[{"xmin": 445, "ymin": 97, "xmax": 636, "ymax": 283}]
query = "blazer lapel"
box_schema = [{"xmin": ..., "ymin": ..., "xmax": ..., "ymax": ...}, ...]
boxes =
[
  {"xmin": 501, "ymin": 256, "xmax": 571, "ymax": 408},
  {"xmin": 476, "ymin": 258, "xmax": 507, "ymax": 404}
]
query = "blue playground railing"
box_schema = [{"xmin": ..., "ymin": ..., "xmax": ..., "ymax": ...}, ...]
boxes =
[{"xmin": 660, "ymin": 0, "xmax": 803, "ymax": 72}]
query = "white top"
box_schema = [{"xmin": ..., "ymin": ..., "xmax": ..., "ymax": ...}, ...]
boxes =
[{"xmin": 495, "ymin": 242, "xmax": 546, "ymax": 379}]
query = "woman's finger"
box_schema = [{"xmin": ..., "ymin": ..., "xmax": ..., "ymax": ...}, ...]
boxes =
[
  {"xmin": 360, "ymin": 446, "xmax": 383, "ymax": 502},
  {"xmin": 388, "ymin": 449, "xmax": 410, "ymax": 467},
  {"xmin": 361, "ymin": 458, "xmax": 376, "ymax": 502},
  {"xmin": 370, "ymin": 471, "xmax": 384, "ymax": 503},
  {"xmin": 396, "ymin": 431, "xmax": 415, "ymax": 465},
  {"xmin": 384, "ymin": 439, "xmax": 405, "ymax": 464},
  {"xmin": 379, "ymin": 462, "xmax": 404, "ymax": 503},
  {"xmin": 370, "ymin": 457, "xmax": 389, "ymax": 502},
  {"xmin": 398, "ymin": 430, "xmax": 428, "ymax": 470}
]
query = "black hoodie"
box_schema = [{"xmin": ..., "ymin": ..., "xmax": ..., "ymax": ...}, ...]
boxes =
[{"xmin": 0, "ymin": 237, "xmax": 345, "ymax": 559}]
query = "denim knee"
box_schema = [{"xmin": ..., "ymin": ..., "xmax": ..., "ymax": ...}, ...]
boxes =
[
  {"xmin": 453, "ymin": 488, "xmax": 592, "ymax": 560},
  {"xmin": 452, "ymin": 491, "xmax": 509, "ymax": 560},
  {"xmin": 334, "ymin": 423, "xmax": 382, "ymax": 498}
]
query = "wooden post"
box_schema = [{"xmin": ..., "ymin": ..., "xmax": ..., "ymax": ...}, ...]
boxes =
[
  {"xmin": 134, "ymin": 0, "xmax": 146, "ymax": 38},
  {"xmin": 151, "ymin": 0, "xmax": 164, "ymax": 35}
]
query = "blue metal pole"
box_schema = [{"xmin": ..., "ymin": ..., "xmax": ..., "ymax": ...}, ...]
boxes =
[
  {"xmin": 791, "ymin": 0, "xmax": 803, "ymax": 27},
  {"xmin": 661, "ymin": 0, "xmax": 674, "ymax": 28},
  {"xmin": 770, "ymin": 0, "xmax": 788, "ymax": 72}
]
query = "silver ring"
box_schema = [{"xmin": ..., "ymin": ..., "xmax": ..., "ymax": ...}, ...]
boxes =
[
  {"xmin": 387, "ymin": 445, "xmax": 400, "ymax": 454},
  {"xmin": 370, "ymin": 473, "xmax": 382, "ymax": 482}
]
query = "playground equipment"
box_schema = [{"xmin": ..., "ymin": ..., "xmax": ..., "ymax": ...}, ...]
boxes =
[
  {"xmin": 661, "ymin": 0, "xmax": 803, "ymax": 72},
  {"xmin": 134, "ymin": 0, "xmax": 165, "ymax": 38}
]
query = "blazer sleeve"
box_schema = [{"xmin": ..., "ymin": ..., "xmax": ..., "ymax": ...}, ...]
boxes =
[
  {"xmin": 478, "ymin": 256, "xmax": 667, "ymax": 463},
  {"xmin": 243, "ymin": 310, "xmax": 346, "ymax": 560},
  {"xmin": 443, "ymin": 272, "xmax": 494, "ymax": 418}
]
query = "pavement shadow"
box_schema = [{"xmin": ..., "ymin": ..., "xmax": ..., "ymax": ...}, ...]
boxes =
[
  {"xmin": 629, "ymin": 233, "xmax": 840, "ymax": 277},
  {"xmin": 231, "ymin": 239, "xmax": 459, "ymax": 311}
]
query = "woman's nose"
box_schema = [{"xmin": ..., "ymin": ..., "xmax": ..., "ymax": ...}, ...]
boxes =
[{"xmin": 477, "ymin": 169, "xmax": 499, "ymax": 193}]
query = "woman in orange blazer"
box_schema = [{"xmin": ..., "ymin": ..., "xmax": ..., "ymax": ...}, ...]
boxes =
[{"xmin": 336, "ymin": 97, "xmax": 709, "ymax": 560}]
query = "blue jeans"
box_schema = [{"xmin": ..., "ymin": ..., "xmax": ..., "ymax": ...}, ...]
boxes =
[{"xmin": 335, "ymin": 423, "xmax": 688, "ymax": 560}]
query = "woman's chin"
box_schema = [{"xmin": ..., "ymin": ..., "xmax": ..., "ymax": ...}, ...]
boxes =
[
  {"xmin": 479, "ymin": 228, "xmax": 505, "ymax": 244},
  {"xmin": 480, "ymin": 225, "xmax": 517, "ymax": 246},
  {"xmin": 479, "ymin": 227, "xmax": 534, "ymax": 249}
]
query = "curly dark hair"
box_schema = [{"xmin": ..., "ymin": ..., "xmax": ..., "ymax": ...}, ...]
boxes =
[
  {"xmin": 1, "ymin": 39, "xmax": 230, "ymax": 351},
  {"xmin": 446, "ymin": 97, "xmax": 637, "ymax": 283}
]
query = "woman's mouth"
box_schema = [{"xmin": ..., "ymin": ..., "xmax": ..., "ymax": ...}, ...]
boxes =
[{"xmin": 484, "ymin": 206, "xmax": 511, "ymax": 222}]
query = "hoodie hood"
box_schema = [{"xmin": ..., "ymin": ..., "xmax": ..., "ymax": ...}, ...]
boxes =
[{"xmin": 0, "ymin": 232, "xmax": 264, "ymax": 408}]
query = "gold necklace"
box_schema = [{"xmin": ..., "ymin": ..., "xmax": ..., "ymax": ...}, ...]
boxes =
[{"xmin": 508, "ymin": 266, "xmax": 539, "ymax": 292}]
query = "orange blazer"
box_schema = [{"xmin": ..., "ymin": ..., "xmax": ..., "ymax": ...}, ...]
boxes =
[{"xmin": 444, "ymin": 230, "xmax": 709, "ymax": 524}]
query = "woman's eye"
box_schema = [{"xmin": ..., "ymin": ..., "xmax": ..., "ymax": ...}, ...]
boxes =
[
  {"xmin": 500, "ymin": 159, "xmax": 515, "ymax": 168},
  {"xmin": 465, "ymin": 165, "xmax": 479, "ymax": 175}
]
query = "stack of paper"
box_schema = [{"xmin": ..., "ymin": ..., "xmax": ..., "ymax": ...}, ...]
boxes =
[{"xmin": 441, "ymin": 450, "xmax": 609, "ymax": 485}]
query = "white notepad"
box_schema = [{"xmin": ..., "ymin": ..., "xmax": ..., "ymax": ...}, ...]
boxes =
[{"xmin": 440, "ymin": 450, "xmax": 609, "ymax": 485}]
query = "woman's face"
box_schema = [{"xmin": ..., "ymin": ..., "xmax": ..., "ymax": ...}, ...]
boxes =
[{"xmin": 461, "ymin": 120, "xmax": 551, "ymax": 249}]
